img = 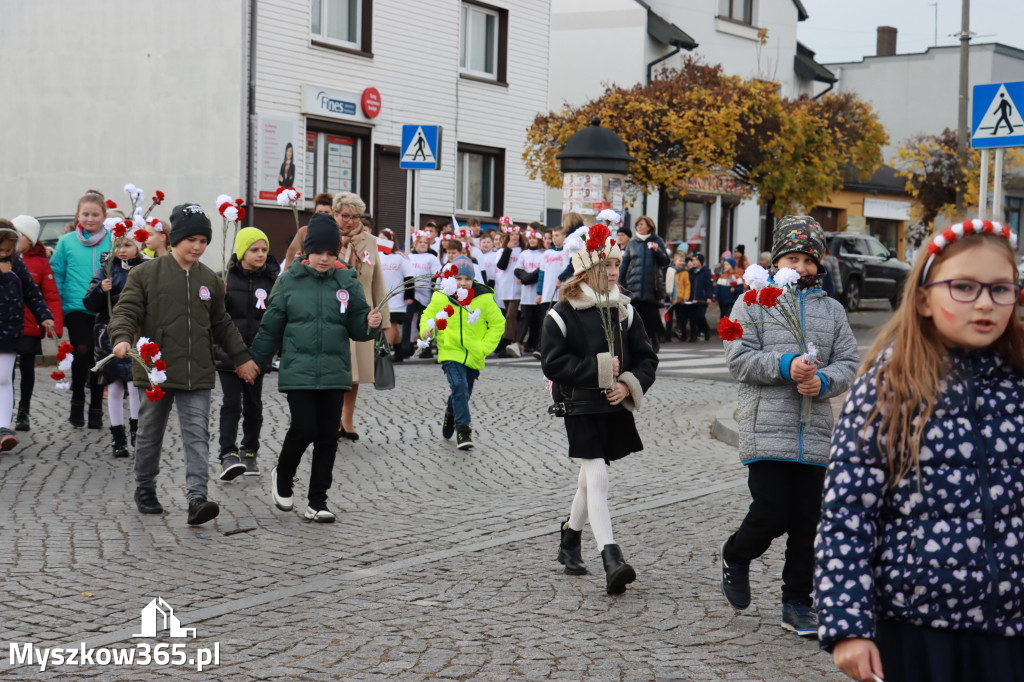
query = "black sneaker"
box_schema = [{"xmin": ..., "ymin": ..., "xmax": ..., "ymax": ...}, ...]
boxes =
[
  {"xmin": 456, "ymin": 428, "xmax": 474, "ymax": 450},
  {"xmin": 720, "ymin": 540, "xmax": 751, "ymax": 610},
  {"xmin": 14, "ymin": 407, "xmax": 29, "ymax": 432},
  {"xmin": 134, "ymin": 488, "xmax": 163, "ymax": 515},
  {"xmin": 187, "ymin": 498, "xmax": 220, "ymax": 526},
  {"xmin": 418, "ymin": 347, "xmax": 433, "ymax": 360},
  {"xmin": 241, "ymin": 450, "xmax": 260, "ymax": 476},
  {"xmin": 442, "ymin": 410, "xmax": 455, "ymax": 440},
  {"xmin": 218, "ymin": 452, "xmax": 247, "ymax": 481},
  {"xmin": 303, "ymin": 501, "xmax": 336, "ymax": 523},
  {"xmin": 781, "ymin": 600, "xmax": 819, "ymax": 638}
]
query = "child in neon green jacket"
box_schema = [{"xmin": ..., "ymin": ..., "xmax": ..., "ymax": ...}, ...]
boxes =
[{"xmin": 419, "ymin": 256, "xmax": 504, "ymax": 450}]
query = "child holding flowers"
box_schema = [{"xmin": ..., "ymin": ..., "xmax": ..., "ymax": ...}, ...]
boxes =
[
  {"xmin": 541, "ymin": 224, "xmax": 658, "ymax": 595},
  {"xmin": 816, "ymin": 220, "xmax": 1024, "ymax": 682},
  {"xmin": 84, "ymin": 230, "xmax": 148, "ymax": 458},
  {"xmin": 719, "ymin": 216, "xmax": 859, "ymax": 637},
  {"xmin": 418, "ymin": 256, "xmax": 505, "ymax": 450},
  {"xmin": 0, "ymin": 221, "xmax": 55, "ymax": 452}
]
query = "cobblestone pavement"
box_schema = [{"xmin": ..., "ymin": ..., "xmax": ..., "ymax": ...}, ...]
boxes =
[{"xmin": 0, "ymin": 353, "xmax": 845, "ymax": 681}]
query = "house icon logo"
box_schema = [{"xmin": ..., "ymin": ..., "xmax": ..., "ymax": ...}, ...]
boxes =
[{"xmin": 132, "ymin": 597, "xmax": 196, "ymax": 638}]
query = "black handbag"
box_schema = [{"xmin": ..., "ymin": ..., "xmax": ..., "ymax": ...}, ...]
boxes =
[{"xmin": 373, "ymin": 331, "xmax": 396, "ymax": 390}]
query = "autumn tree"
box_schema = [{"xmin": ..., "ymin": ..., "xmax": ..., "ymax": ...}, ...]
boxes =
[
  {"xmin": 896, "ymin": 128, "xmax": 1024, "ymax": 225},
  {"xmin": 524, "ymin": 57, "xmax": 888, "ymax": 216}
]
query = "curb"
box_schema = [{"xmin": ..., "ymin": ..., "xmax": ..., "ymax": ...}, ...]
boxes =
[{"xmin": 711, "ymin": 404, "xmax": 739, "ymax": 447}]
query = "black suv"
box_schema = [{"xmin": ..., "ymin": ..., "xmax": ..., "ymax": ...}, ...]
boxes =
[{"xmin": 824, "ymin": 231, "xmax": 911, "ymax": 311}]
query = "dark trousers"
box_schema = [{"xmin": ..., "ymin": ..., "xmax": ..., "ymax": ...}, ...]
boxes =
[
  {"xmin": 876, "ymin": 620, "xmax": 1024, "ymax": 682},
  {"xmin": 687, "ymin": 303, "xmax": 709, "ymax": 339},
  {"xmin": 516, "ymin": 303, "xmax": 543, "ymax": 351},
  {"xmin": 277, "ymin": 389, "xmax": 345, "ymax": 505},
  {"xmin": 720, "ymin": 301, "xmax": 735, "ymax": 321},
  {"xmin": 401, "ymin": 300, "xmax": 425, "ymax": 357},
  {"xmin": 217, "ymin": 370, "xmax": 265, "ymax": 457},
  {"xmin": 723, "ymin": 460, "xmax": 826, "ymax": 603},
  {"xmin": 633, "ymin": 300, "xmax": 663, "ymax": 352},
  {"xmin": 65, "ymin": 311, "xmax": 103, "ymax": 407},
  {"xmin": 667, "ymin": 303, "xmax": 689, "ymax": 339},
  {"xmin": 16, "ymin": 353, "xmax": 34, "ymax": 408}
]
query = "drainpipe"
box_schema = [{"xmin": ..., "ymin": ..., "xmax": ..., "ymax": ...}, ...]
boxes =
[
  {"xmin": 245, "ymin": 0, "xmax": 257, "ymax": 212},
  {"xmin": 812, "ymin": 81, "xmax": 834, "ymax": 100}
]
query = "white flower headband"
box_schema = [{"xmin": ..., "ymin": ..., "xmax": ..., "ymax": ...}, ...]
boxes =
[{"xmin": 922, "ymin": 219, "xmax": 1017, "ymax": 283}]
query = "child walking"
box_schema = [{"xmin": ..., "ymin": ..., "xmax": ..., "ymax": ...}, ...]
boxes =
[
  {"xmin": 215, "ymin": 227, "xmax": 278, "ymax": 479},
  {"xmin": 720, "ymin": 216, "xmax": 859, "ymax": 636},
  {"xmin": 83, "ymin": 233, "xmax": 147, "ymax": 458},
  {"xmin": 50, "ymin": 190, "xmax": 113, "ymax": 428},
  {"xmin": 495, "ymin": 224, "xmax": 524, "ymax": 356},
  {"xmin": 247, "ymin": 214, "xmax": 382, "ymax": 522},
  {"xmin": 0, "ymin": 221, "xmax": 55, "ymax": 452},
  {"xmin": 541, "ymin": 230, "xmax": 658, "ymax": 595},
  {"xmin": 419, "ymin": 256, "xmax": 504, "ymax": 450},
  {"xmin": 816, "ymin": 220, "xmax": 1024, "ymax": 682},
  {"xmin": 513, "ymin": 229, "xmax": 544, "ymax": 356},
  {"xmin": 12, "ymin": 215, "xmax": 63, "ymax": 432}
]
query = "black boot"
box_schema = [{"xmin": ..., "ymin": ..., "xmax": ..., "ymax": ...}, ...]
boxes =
[
  {"xmin": 87, "ymin": 405, "xmax": 103, "ymax": 429},
  {"xmin": 129, "ymin": 418, "xmax": 138, "ymax": 447},
  {"xmin": 110, "ymin": 425, "xmax": 129, "ymax": 458},
  {"xmin": 557, "ymin": 517, "xmax": 587, "ymax": 575},
  {"xmin": 70, "ymin": 400, "xmax": 85, "ymax": 427},
  {"xmin": 14, "ymin": 404, "xmax": 30, "ymax": 432},
  {"xmin": 600, "ymin": 544, "xmax": 636, "ymax": 595}
]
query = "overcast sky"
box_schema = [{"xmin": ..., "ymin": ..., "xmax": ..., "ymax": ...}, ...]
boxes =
[{"xmin": 797, "ymin": 0, "xmax": 1023, "ymax": 64}]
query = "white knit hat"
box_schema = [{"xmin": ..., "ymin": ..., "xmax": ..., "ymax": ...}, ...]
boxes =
[{"xmin": 11, "ymin": 215, "xmax": 41, "ymax": 246}]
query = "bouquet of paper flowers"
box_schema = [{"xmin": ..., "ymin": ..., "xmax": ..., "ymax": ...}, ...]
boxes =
[
  {"xmin": 215, "ymin": 194, "xmax": 246, "ymax": 276},
  {"xmin": 276, "ymin": 186, "xmax": 302, "ymax": 236},
  {"xmin": 51, "ymin": 341, "xmax": 74, "ymax": 391},
  {"xmin": 562, "ymin": 222, "xmax": 618, "ymax": 356},
  {"xmin": 718, "ymin": 263, "xmax": 818, "ymax": 425},
  {"xmin": 93, "ymin": 337, "xmax": 169, "ymax": 401},
  {"xmin": 415, "ymin": 263, "xmax": 485, "ymax": 349}
]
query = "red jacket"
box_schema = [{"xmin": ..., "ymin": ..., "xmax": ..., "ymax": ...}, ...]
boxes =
[{"xmin": 22, "ymin": 242, "xmax": 63, "ymax": 339}]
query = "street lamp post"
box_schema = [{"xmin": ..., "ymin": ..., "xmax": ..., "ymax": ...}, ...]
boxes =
[{"xmin": 556, "ymin": 117, "xmax": 632, "ymax": 227}]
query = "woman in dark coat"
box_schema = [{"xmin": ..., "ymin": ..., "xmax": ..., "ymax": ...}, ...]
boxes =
[{"xmin": 618, "ymin": 215, "xmax": 668, "ymax": 351}]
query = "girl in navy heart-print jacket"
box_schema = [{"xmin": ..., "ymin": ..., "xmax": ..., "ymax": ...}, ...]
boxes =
[{"xmin": 815, "ymin": 221, "xmax": 1024, "ymax": 682}]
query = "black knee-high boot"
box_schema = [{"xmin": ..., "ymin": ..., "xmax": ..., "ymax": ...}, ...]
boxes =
[{"xmin": 557, "ymin": 517, "xmax": 587, "ymax": 575}]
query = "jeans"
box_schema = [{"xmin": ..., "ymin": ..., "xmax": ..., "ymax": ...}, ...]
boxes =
[
  {"xmin": 65, "ymin": 311, "xmax": 103, "ymax": 407},
  {"xmin": 277, "ymin": 389, "xmax": 345, "ymax": 505},
  {"xmin": 217, "ymin": 370, "xmax": 265, "ymax": 456},
  {"xmin": 442, "ymin": 361, "xmax": 479, "ymax": 429},
  {"xmin": 401, "ymin": 300, "xmax": 426, "ymax": 357},
  {"xmin": 134, "ymin": 388, "xmax": 213, "ymax": 503},
  {"xmin": 723, "ymin": 460, "xmax": 826, "ymax": 603}
]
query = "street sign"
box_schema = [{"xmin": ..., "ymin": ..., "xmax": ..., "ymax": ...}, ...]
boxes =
[
  {"xmin": 972, "ymin": 81, "xmax": 1024, "ymax": 149},
  {"xmin": 400, "ymin": 125, "xmax": 442, "ymax": 170}
]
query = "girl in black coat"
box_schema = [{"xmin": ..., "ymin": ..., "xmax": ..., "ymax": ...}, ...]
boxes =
[
  {"xmin": 214, "ymin": 228, "xmax": 279, "ymax": 480},
  {"xmin": 541, "ymin": 231, "xmax": 658, "ymax": 595},
  {"xmin": 84, "ymin": 236, "xmax": 147, "ymax": 457}
]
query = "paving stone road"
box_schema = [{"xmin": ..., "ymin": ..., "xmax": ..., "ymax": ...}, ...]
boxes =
[{"xmin": 0, "ymin": 352, "xmax": 846, "ymax": 681}]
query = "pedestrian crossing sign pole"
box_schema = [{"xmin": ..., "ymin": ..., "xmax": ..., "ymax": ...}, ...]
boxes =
[
  {"xmin": 400, "ymin": 125, "xmax": 442, "ymax": 251},
  {"xmin": 972, "ymin": 81, "xmax": 1024, "ymax": 220}
]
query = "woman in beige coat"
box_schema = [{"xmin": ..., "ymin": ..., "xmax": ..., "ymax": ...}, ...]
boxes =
[{"xmin": 333, "ymin": 192, "xmax": 389, "ymax": 440}]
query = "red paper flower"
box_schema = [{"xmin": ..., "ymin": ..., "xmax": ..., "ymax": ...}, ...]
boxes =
[
  {"xmin": 153, "ymin": 359, "xmax": 167, "ymax": 371},
  {"xmin": 51, "ymin": 371, "xmax": 65, "ymax": 381},
  {"xmin": 743, "ymin": 289, "xmax": 758, "ymax": 306},
  {"xmin": 152, "ymin": 190, "xmax": 165, "ymax": 203},
  {"xmin": 56, "ymin": 341, "xmax": 73, "ymax": 361},
  {"xmin": 133, "ymin": 228, "xmax": 150, "ymax": 244},
  {"xmin": 717, "ymin": 317, "xmax": 744, "ymax": 342},
  {"xmin": 218, "ymin": 202, "xmax": 231, "ymax": 216},
  {"xmin": 236, "ymin": 207, "xmax": 246, "ymax": 222},
  {"xmin": 442, "ymin": 264, "xmax": 457, "ymax": 278},
  {"xmin": 586, "ymin": 224, "xmax": 611, "ymax": 252},
  {"xmin": 757, "ymin": 286, "xmax": 784, "ymax": 308},
  {"xmin": 105, "ymin": 200, "xmax": 117, "ymax": 209},
  {"xmin": 443, "ymin": 305, "xmax": 455, "ymax": 317},
  {"xmin": 235, "ymin": 198, "xmax": 244, "ymax": 205},
  {"xmin": 111, "ymin": 223, "xmax": 127, "ymax": 238},
  {"xmin": 145, "ymin": 386, "xmax": 165, "ymax": 402},
  {"xmin": 458, "ymin": 288, "xmax": 475, "ymax": 306},
  {"xmin": 139, "ymin": 342, "xmax": 160, "ymax": 364},
  {"xmin": 436, "ymin": 318, "xmax": 448, "ymax": 331},
  {"xmin": 124, "ymin": 220, "xmax": 133, "ymax": 228}
]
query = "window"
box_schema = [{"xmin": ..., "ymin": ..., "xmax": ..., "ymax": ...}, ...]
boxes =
[
  {"xmin": 311, "ymin": 0, "xmax": 373, "ymax": 56},
  {"xmin": 839, "ymin": 238, "xmax": 865, "ymax": 256},
  {"xmin": 303, "ymin": 120, "xmax": 371, "ymax": 209},
  {"xmin": 718, "ymin": 0, "xmax": 753, "ymax": 24},
  {"xmin": 456, "ymin": 144, "xmax": 504, "ymax": 216},
  {"xmin": 460, "ymin": 2, "xmax": 508, "ymax": 84},
  {"xmin": 865, "ymin": 236, "xmax": 891, "ymax": 259}
]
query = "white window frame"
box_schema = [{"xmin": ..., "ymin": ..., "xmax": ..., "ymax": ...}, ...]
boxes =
[
  {"xmin": 311, "ymin": 0, "xmax": 361, "ymax": 49},
  {"xmin": 456, "ymin": 150, "xmax": 495, "ymax": 216},
  {"xmin": 460, "ymin": 3, "xmax": 499, "ymax": 80}
]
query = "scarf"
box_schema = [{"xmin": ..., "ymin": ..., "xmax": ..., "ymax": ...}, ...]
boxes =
[
  {"xmin": 76, "ymin": 225, "xmax": 107, "ymax": 248},
  {"xmin": 340, "ymin": 224, "xmax": 365, "ymax": 274}
]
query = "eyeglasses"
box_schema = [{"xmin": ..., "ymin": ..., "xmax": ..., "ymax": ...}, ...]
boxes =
[
  {"xmin": 924, "ymin": 278, "xmax": 1021, "ymax": 306},
  {"xmin": 336, "ymin": 213, "xmax": 360, "ymax": 222}
]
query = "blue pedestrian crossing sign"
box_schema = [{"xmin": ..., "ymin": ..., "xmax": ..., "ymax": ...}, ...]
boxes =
[
  {"xmin": 972, "ymin": 81, "xmax": 1024, "ymax": 149},
  {"xmin": 400, "ymin": 125, "xmax": 442, "ymax": 170}
]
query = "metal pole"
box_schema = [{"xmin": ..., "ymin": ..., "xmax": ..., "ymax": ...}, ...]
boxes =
[
  {"xmin": 978, "ymin": 149, "xmax": 989, "ymax": 219},
  {"xmin": 405, "ymin": 169, "xmax": 413, "ymax": 252},
  {"xmin": 413, "ymin": 170, "xmax": 420, "ymax": 241},
  {"xmin": 955, "ymin": 0, "xmax": 970, "ymax": 208},
  {"xmin": 993, "ymin": 148, "xmax": 1005, "ymax": 223}
]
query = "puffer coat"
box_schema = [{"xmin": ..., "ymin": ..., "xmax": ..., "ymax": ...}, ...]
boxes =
[
  {"xmin": 815, "ymin": 349, "xmax": 1024, "ymax": 651},
  {"xmin": 619, "ymin": 233, "xmax": 668, "ymax": 303},
  {"xmin": 723, "ymin": 285, "xmax": 859, "ymax": 465},
  {"xmin": 214, "ymin": 254, "xmax": 279, "ymax": 371},
  {"xmin": 0, "ymin": 255, "xmax": 53, "ymax": 353}
]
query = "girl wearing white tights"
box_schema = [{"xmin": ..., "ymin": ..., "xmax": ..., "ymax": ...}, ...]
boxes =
[{"xmin": 540, "ymin": 227, "xmax": 658, "ymax": 594}]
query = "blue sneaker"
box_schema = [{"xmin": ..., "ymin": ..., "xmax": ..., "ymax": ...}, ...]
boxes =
[
  {"xmin": 781, "ymin": 600, "xmax": 818, "ymax": 638},
  {"xmin": 720, "ymin": 540, "xmax": 751, "ymax": 610}
]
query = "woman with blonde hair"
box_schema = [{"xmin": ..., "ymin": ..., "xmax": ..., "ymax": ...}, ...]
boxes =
[{"xmin": 333, "ymin": 192, "xmax": 389, "ymax": 441}]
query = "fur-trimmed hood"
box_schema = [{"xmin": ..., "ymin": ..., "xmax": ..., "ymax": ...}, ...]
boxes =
[{"xmin": 564, "ymin": 282, "xmax": 631, "ymax": 321}]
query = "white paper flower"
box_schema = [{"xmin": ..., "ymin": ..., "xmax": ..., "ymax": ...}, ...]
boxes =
[
  {"xmin": 136, "ymin": 337, "xmax": 152, "ymax": 351},
  {"xmin": 802, "ymin": 341, "xmax": 818, "ymax": 364},
  {"xmin": 103, "ymin": 217, "xmax": 119, "ymax": 231},
  {"xmin": 467, "ymin": 309, "xmax": 482, "ymax": 325},
  {"xmin": 426, "ymin": 318, "xmax": 436, "ymax": 330},
  {"xmin": 215, "ymin": 194, "xmax": 233, "ymax": 208},
  {"xmin": 435, "ymin": 310, "xmax": 449, "ymax": 321},
  {"xmin": 441, "ymin": 278, "xmax": 458, "ymax": 296},
  {"xmin": 456, "ymin": 287, "xmax": 469, "ymax": 301},
  {"xmin": 55, "ymin": 382, "xmax": 71, "ymax": 391},
  {"xmin": 743, "ymin": 264, "xmax": 770, "ymax": 291},
  {"xmin": 774, "ymin": 267, "xmax": 800, "ymax": 288},
  {"xmin": 596, "ymin": 209, "xmax": 621, "ymax": 224},
  {"xmin": 148, "ymin": 369, "xmax": 167, "ymax": 385},
  {"xmin": 58, "ymin": 357, "xmax": 73, "ymax": 372},
  {"xmin": 416, "ymin": 338, "xmax": 431, "ymax": 349},
  {"xmin": 563, "ymin": 235, "xmax": 585, "ymax": 256},
  {"xmin": 276, "ymin": 192, "xmax": 291, "ymax": 206},
  {"xmin": 222, "ymin": 206, "xmax": 239, "ymax": 222}
]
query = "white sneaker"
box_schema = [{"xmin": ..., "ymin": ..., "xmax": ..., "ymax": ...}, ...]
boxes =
[
  {"xmin": 303, "ymin": 503, "xmax": 336, "ymax": 523},
  {"xmin": 271, "ymin": 358, "xmax": 281, "ymax": 371},
  {"xmin": 271, "ymin": 467, "xmax": 293, "ymax": 511},
  {"xmin": 505, "ymin": 344, "xmax": 521, "ymax": 358}
]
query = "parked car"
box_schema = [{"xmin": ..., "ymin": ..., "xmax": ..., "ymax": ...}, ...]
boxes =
[
  {"xmin": 37, "ymin": 215, "xmax": 75, "ymax": 251},
  {"xmin": 823, "ymin": 231, "xmax": 912, "ymax": 311}
]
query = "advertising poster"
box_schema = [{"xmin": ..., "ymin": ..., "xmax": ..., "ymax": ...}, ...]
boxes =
[
  {"xmin": 561, "ymin": 173, "xmax": 605, "ymax": 215},
  {"xmin": 257, "ymin": 114, "xmax": 300, "ymax": 202},
  {"xmin": 326, "ymin": 136, "xmax": 354, "ymax": 193}
]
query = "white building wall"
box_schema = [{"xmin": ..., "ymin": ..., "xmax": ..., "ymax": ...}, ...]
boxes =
[{"xmin": 0, "ymin": 0, "xmax": 247, "ymax": 250}]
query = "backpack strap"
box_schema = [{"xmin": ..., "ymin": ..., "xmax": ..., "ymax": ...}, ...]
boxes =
[
  {"xmin": 547, "ymin": 308, "xmax": 567, "ymax": 337},
  {"xmin": 626, "ymin": 304, "xmax": 634, "ymax": 329}
]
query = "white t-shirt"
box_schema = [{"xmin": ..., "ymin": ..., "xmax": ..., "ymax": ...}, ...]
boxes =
[
  {"xmin": 517, "ymin": 248, "xmax": 545, "ymax": 306},
  {"xmin": 494, "ymin": 246, "xmax": 522, "ymax": 302},
  {"xmin": 407, "ymin": 252, "xmax": 442, "ymax": 307},
  {"xmin": 540, "ymin": 248, "xmax": 569, "ymax": 304},
  {"xmin": 476, "ymin": 249, "xmax": 498, "ymax": 286},
  {"xmin": 379, "ymin": 251, "xmax": 413, "ymax": 314}
]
